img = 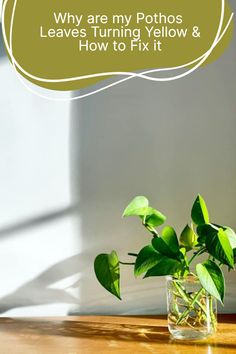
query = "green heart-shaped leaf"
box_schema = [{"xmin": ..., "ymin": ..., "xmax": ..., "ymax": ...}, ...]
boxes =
[
  {"xmin": 206, "ymin": 228, "xmax": 234, "ymax": 268},
  {"xmin": 94, "ymin": 251, "xmax": 121, "ymax": 300},
  {"xmin": 144, "ymin": 256, "xmax": 182, "ymax": 277},
  {"xmin": 207, "ymin": 224, "xmax": 236, "ymax": 250},
  {"xmin": 224, "ymin": 227, "xmax": 236, "ymax": 249},
  {"xmin": 180, "ymin": 224, "xmax": 197, "ymax": 251},
  {"xmin": 152, "ymin": 226, "xmax": 179, "ymax": 259},
  {"xmin": 123, "ymin": 196, "xmax": 149, "ymax": 217},
  {"xmin": 134, "ymin": 245, "xmax": 163, "ymax": 277},
  {"xmin": 191, "ymin": 194, "xmax": 209, "ymax": 225},
  {"xmin": 196, "ymin": 223, "xmax": 218, "ymax": 244},
  {"xmin": 196, "ymin": 260, "xmax": 225, "ymax": 303},
  {"xmin": 144, "ymin": 207, "xmax": 166, "ymax": 227}
]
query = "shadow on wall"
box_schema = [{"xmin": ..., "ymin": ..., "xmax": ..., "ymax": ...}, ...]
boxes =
[
  {"xmin": 0, "ymin": 250, "xmax": 122, "ymax": 315},
  {"xmin": 0, "ymin": 253, "xmax": 89, "ymax": 314},
  {"xmin": 0, "ymin": 207, "xmax": 81, "ymax": 314},
  {"xmin": 0, "ymin": 206, "xmax": 77, "ymax": 239},
  {"xmin": 0, "ymin": 206, "xmax": 122, "ymax": 315},
  {"xmin": 0, "ymin": 25, "xmax": 7, "ymax": 60}
]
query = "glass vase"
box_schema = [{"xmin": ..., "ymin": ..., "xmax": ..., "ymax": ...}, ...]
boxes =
[{"xmin": 166, "ymin": 275, "xmax": 217, "ymax": 340}]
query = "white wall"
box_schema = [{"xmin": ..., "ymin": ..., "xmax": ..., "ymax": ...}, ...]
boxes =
[
  {"xmin": 70, "ymin": 1, "xmax": 236, "ymax": 315},
  {"xmin": 0, "ymin": 17, "xmax": 77, "ymax": 316},
  {"xmin": 0, "ymin": 1, "xmax": 235, "ymax": 316}
]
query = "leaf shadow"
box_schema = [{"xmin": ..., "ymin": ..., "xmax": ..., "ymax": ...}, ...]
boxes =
[{"xmin": 0, "ymin": 253, "xmax": 89, "ymax": 314}]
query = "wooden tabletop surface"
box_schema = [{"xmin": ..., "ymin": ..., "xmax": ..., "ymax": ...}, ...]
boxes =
[{"xmin": 0, "ymin": 315, "xmax": 235, "ymax": 353}]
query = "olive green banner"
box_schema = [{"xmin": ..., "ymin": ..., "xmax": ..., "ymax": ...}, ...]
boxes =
[{"xmin": 1, "ymin": 0, "xmax": 234, "ymax": 92}]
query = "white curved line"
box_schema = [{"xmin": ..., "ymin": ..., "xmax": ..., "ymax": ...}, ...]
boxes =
[
  {"xmin": 3, "ymin": 0, "xmax": 227, "ymax": 82},
  {"xmin": 1, "ymin": 0, "xmax": 234, "ymax": 100}
]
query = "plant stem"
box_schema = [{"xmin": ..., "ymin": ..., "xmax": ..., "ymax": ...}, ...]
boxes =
[
  {"xmin": 128, "ymin": 253, "xmax": 138, "ymax": 257},
  {"xmin": 209, "ymin": 295, "xmax": 217, "ymax": 331},
  {"xmin": 143, "ymin": 223, "xmax": 159, "ymax": 238},
  {"xmin": 173, "ymin": 281, "xmax": 207, "ymax": 317},
  {"xmin": 173, "ymin": 281, "xmax": 190, "ymax": 303},
  {"xmin": 189, "ymin": 247, "xmax": 206, "ymax": 265},
  {"xmin": 176, "ymin": 287, "xmax": 205, "ymax": 325},
  {"xmin": 119, "ymin": 261, "xmax": 135, "ymax": 266}
]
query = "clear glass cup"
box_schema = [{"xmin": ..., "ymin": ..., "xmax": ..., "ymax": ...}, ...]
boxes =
[{"xmin": 166, "ymin": 275, "xmax": 217, "ymax": 340}]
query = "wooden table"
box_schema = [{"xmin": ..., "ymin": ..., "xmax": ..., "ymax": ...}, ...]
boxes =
[{"xmin": 0, "ymin": 315, "xmax": 235, "ymax": 353}]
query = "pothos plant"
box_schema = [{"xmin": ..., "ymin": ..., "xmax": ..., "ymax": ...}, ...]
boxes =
[{"xmin": 94, "ymin": 195, "xmax": 236, "ymax": 326}]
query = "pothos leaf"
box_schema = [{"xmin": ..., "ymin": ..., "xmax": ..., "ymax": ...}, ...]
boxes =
[
  {"xmin": 123, "ymin": 196, "xmax": 149, "ymax": 217},
  {"xmin": 144, "ymin": 256, "xmax": 182, "ymax": 278},
  {"xmin": 196, "ymin": 260, "xmax": 225, "ymax": 304},
  {"xmin": 144, "ymin": 207, "xmax": 166, "ymax": 227},
  {"xmin": 134, "ymin": 245, "xmax": 163, "ymax": 277},
  {"xmin": 196, "ymin": 223, "xmax": 217, "ymax": 244},
  {"xmin": 191, "ymin": 194, "xmax": 209, "ymax": 225},
  {"xmin": 180, "ymin": 224, "xmax": 197, "ymax": 251},
  {"xmin": 152, "ymin": 226, "xmax": 179, "ymax": 259},
  {"xmin": 94, "ymin": 251, "xmax": 121, "ymax": 300},
  {"xmin": 223, "ymin": 227, "xmax": 236, "ymax": 249},
  {"xmin": 205, "ymin": 228, "xmax": 234, "ymax": 268}
]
